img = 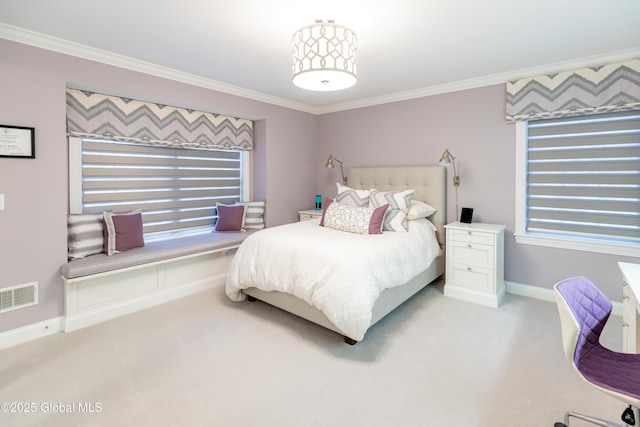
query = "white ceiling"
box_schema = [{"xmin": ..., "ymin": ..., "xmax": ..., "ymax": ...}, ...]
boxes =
[{"xmin": 1, "ymin": 0, "xmax": 640, "ymax": 114}]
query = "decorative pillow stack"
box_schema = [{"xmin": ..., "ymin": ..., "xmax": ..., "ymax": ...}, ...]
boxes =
[
  {"xmin": 326, "ymin": 184, "xmax": 417, "ymax": 233},
  {"xmin": 216, "ymin": 200, "xmax": 266, "ymax": 232},
  {"xmin": 369, "ymin": 189, "xmax": 415, "ymax": 232},
  {"xmin": 67, "ymin": 210, "xmax": 145, "ymax": 259},
  {"xmin": 320, "ymin": 198, "xmax": 389, "ymax": 235},
  {"xmin": 103, "ymin": 210, "xmax": 145, "ymax": 256}
]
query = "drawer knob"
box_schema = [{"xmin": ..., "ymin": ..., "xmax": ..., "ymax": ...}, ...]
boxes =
[
  {"xmin": 467, "ymin": 267, "xmax": 472, "ymax": 271},
  {"xmin": 467, "ymin": 244, "xmax": 472, "ymax": 249},
  {"xmin": 467, "ymin": 231, "xmax": 472, "ymax": 235}
]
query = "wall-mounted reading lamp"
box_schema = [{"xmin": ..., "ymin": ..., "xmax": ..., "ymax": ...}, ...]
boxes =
[
  {"xmin": 438, "ymin": 148, "xmax": 461, "ymax": 219},
  {"xmin": 438, "ymin": 149, "xmax": 460, "ymax": 186},
  {"xmin": 325, "ymin": 155, "xmax": 347, "ymax": 185}
]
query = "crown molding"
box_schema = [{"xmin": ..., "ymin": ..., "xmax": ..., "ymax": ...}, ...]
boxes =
[
  {"xmin": 1, "ymin": 23, "xmax": 638, "ymax": 116},
  {"xmin": 0, "ymin": 23, "xmax": 318, "ymax": 115},
  {"xmin": 318, "ymin": 47, "xmax": 640, "ymax": 114}
]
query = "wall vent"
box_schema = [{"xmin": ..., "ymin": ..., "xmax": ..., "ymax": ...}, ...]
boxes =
[{"xmin": 0, "ymin": 282, "xmax": 38, "ymax": 314}]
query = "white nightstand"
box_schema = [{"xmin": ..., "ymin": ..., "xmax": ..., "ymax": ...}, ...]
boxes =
[
  {"xmin": 444, "ymin": 221, "xmax": 506, "ymax": 308},
  {"xmin": 298, "ymin": 209, "xmax": 323, "ymax": 221}
]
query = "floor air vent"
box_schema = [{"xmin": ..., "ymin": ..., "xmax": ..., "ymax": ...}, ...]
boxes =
[{"xmin": 0, "ymin": 282, "xmax": 38, "ymax": 313}]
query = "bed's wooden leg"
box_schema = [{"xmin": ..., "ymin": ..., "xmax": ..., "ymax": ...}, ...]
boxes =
[
  {"xmin": 247, "ymin": 295, "xmax": 257, "ymax": 302},
  {"xmin": 344, "ymin": 336, "xmax": 358, "ymax": 345}
]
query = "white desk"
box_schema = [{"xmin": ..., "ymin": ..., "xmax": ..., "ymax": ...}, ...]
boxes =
[{"xmin": 619, "ymin": 262, "xmax": 640, "ymax": 353}]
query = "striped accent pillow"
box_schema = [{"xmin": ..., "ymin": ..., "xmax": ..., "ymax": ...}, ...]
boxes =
[
  {"xmin": 369, "ymin": 189, "xmax": 414, "ymax": 232},
  {"xmin": 67, "ymin": 213, "xmax": 105, "ymax": 260},
  {"xmin": 240, "ymin": 200, "xmax": 265, "ymax": 229}
]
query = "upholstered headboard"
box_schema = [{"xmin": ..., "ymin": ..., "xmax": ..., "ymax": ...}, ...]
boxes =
[{"xmin": 347, "ymin": 165, "xmax": 446, "ymax": 246}]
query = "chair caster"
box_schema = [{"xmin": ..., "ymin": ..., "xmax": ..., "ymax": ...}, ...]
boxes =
[
  {"xmin": 553, "ymin": 423, "xmax": 566, "ymax": 427},
  {"xmin": 622, "ymin": 405, "xmax": 636, "ymax": 426}
]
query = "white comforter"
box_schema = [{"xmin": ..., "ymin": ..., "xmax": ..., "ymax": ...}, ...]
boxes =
[{"xmin": 225, "ymin": 218, "xmax": 442, "ymax": 341}]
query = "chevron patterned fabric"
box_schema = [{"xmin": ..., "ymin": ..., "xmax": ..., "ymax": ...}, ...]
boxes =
[
  {"xmin": 369, "ymin": 189, "xmax": 414, "ymax": 232},
  {"xmin": 506, "ymin": 58, "xmax": 640, "ymax": 123},
  {"xmin": 335, "ymin": 183, "xmax": 372, "ymax": 207},
  {"xmin": 66, "ymin": 88, "xmax": 253, "ymax": 150}
]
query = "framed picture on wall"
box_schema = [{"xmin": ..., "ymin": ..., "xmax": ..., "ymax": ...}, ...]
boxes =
[{"xmin": 0, "ymin": 125, "xmax": 35, "ymax": 159}]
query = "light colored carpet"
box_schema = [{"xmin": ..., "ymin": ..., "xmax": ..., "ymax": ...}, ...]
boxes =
[{"xmin": 0, "ymin": 279, "xmax": 626, "ymax": 427}]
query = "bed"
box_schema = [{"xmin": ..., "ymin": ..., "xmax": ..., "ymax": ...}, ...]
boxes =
[{"xmin": 225, "ymin": 165, "xmax": 446, "ymax": 344}]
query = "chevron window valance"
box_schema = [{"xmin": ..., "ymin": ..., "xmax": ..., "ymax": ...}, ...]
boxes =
[
  {"xmin": 66, "ymin": 88, "xmax": 253, "ymax": 150},
  {"xmin": 505, "ymin": 58, "xmax": 640, "ymax": 123}
]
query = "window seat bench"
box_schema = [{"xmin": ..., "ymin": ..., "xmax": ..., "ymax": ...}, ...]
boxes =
[{"xmin": 61, "ymin": 231, "xmax": 254, "ymax": 332}]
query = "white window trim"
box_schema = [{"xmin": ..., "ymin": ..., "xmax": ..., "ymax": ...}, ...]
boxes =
[
  {"xmin": 68, "ymin": 136, "xmax": 83, "ymax": 214},
  {"xmin": 241, "ymin": 150, "xmax": 251, "ymax": 202},
  {"xmin": 514, "ymin": 122, "xmax": 640, "ymax": 258}
]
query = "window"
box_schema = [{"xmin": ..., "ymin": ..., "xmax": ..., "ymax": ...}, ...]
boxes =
[
  {"xmin": 69, "ymin": 137, "xmax": 250, "ymax": 241},
  {"xmin": 515, "ymin": 110, "xmax": 640, "ymax": 257}
]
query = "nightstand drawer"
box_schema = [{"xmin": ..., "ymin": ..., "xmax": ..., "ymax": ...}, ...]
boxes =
[
  {"xmin": 298, "ymin": 209, "xmax": 322, "ymax": 222},
  {"xmin": 448, "ymin": 241, "xmax": 494, "ymax": 268},
  {"xmin": 447, "ymin": 263, "xmax": 494, "ymax": 293},
  {"xmin": 448, "ymin": 228, "xmax": 494, "ymax": 245}
]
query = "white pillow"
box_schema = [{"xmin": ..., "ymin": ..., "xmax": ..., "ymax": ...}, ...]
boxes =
[{"xmin": 406, "ymin": 200, "xmax": 437, "ymax": 220}]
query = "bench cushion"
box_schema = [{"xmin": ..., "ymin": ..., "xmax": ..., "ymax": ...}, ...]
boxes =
[{"xmin": 61, "ymin": 231, "xmax": 254, "ymax": 279}]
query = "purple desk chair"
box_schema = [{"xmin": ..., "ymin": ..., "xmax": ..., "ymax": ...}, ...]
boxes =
[{"xmin": 554, "ymin": 277, "xmax": 640, "ymax": 427}]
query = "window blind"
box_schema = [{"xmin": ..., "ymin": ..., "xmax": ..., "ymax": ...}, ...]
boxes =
[
  {"xmin": 526, "ymin": 111, "xmax": 640, "ymax": 243},
  {"xmin": 80, "ymin": 139, "xmax": 242, "ymax": 238}
]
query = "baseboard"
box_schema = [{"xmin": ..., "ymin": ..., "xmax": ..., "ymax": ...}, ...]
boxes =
[
  {"xmin": 444, "ymin": 283, "xmax": 504, "ymax": 308},
  {"xmin": 505, "ymin": 281, "xmax": 556, "ymax": 302},
  {"xmin": 505, "ymin": 281, "xmax": 623, "ymax": 317},
  {"xmin": 1, "ymin": 280, "xmax": 621, "ymax": 351},
  {"xmin": 0, "ymin": 316, "xmax": 64, "ymax": 351}
]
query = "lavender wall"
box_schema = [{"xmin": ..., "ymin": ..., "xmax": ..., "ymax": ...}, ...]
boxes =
[
  {"xmin": 0, "ymin": 38, "xmax": 634, "ymax": 335},
  {"xmin": 0, "ymin": 39, "xmax": 317, "ymax": 333},
  {"xmin": 316, "ymin": 85, "xmax": 636, "ymax": 300}
]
